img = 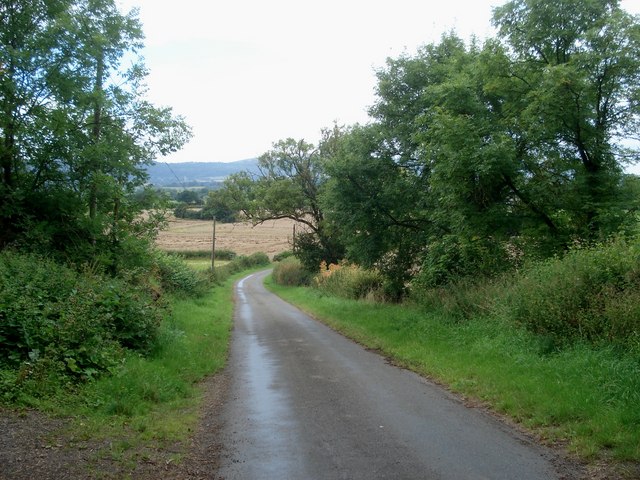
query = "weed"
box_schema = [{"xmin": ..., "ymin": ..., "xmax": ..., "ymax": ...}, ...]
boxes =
[
  {"xmin": 272, "ymin": 257, "xmax": 312, "ymax": 286},
  {"xmin": 314, "ymin": 261, "xmax": 384, "ymax": 300}
]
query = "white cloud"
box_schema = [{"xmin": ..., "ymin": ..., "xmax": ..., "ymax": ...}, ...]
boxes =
[{"xmin": 117, "ymin": 0, "xmax": 639, "ymax": 163}]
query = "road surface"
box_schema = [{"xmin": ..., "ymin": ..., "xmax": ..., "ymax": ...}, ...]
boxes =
[{"xmin": 216, "ymin": 270, "xmax": 574, "ymax": 479}]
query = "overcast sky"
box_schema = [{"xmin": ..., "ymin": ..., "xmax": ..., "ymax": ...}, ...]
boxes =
[{"xmin": 117, "ymin": 0, "xmax": 640, "ymax": 164}]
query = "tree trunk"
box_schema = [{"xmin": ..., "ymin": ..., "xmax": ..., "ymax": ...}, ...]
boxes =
[{"xmin": 89, "ymin": 51, "xmax": 104, "ymax": 222}]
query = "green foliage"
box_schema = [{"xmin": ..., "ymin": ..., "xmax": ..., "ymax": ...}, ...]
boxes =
[
  {"xmin": 322, "ymin": 123, "xmax": 428, "ymax": 297},
  {"xmin": 321, "ymin": 2, "xmax": 640, "ymax": 291},
  {"xmin": 152, "ymin": 250, "xmax": 208, "ymax": 296},
  {"xmin": 0, "ymin": 246, "xmax": 268, "ymax": 408},
  {"xmin": 272, "ymin": 250, "xmax": 294, "ymax": 262},
  {"xmin": 0, "ymin": 0, "xmax": 191, "ymax": 270},
  {"xmin": 173, "ymin": 203, "xmax": 205, "ymax": 220},
  {"xmin": 293, "ymin": 229, "xmax": 344, "ymax": 273},
  {"xmin": 409, "ymin": 236, "xmax": 640, "ymax": 352},
  {"xmin": 175, "ymin": 189, "xmax": 203, "ymax": 205},
  {"xmin": 504, "ymin": 238, "xmax": 640, "ymax": 349},
  {"xmin": 219, "ymin": 127, "xmax": 346, "ymax": 270},
  {"xmin": 0, "ymin": 251, "xmax": 162, "ymax": 401},
  {"xmin": 236, "ymin": 252, "xmax": 271, "ymax": 268},
  {"xmin": 13, "ymin": 268, "xmax": 245, "ymax": 477},
  {"xmin": 413, "ymin": 235, "xmax": 512, "ymax": 289},
  {"xmin": 207, "ymin": 251, "xmax": 271, "ymax": 286},
  {"xmin": 213, "ymin": 249, "xmax": 237, "ymax": 261},
  {"xmin": 314, "ymin": 262, "xmax": 385, "ymax": 301},
  {"xmin": 272, "ymin": 257, "xmax": 312, "ymax": 286},
  {"xmin": 411, "ymin": 274, "xmax": 508, "ymax": 322},
  {"xmin": 165, "ymin": 249, "xmax": 237, "ymax": 261},
  {"xmin": 202, "ymin": 189, "xmax": 238, "ymax": 223}
]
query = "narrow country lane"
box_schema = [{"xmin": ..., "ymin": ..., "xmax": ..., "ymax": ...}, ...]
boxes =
[{"xmin": 216, "ymin": 270, "xmax": 574, "ymax": 480}]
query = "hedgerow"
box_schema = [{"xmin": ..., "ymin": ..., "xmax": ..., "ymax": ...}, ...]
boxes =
[
  {"xmin": 313, "ymin": 261, "xmax": 385, "ymax": 301},
  {"xmin": 0, "ymin": 251, "xmax": 164, "ymax": 402},
  {"xmin": 503, "ymin": 237, "xmax": 640, "ymax": 350},
  {"xmin": 272, "ymin": 257, "xmax": 312, "ymax": 286},
  {"xmin": 410, "ymin": 236, "xmax": 640, "ymax": 352}
]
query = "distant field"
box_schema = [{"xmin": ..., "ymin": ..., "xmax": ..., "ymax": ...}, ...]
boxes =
[
  {"xmin": 184, "ymin": 258, "xmax": 230, "ymax": 270},
  {"xmin": 156, "ymin": 216, "xmax": 295, "ymax": 258}
]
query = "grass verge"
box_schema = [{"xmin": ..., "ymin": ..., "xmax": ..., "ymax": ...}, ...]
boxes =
[
  {"xmin": 42, "ymin": 268, "xmax": 258, "ymax": 473},
  {"xmin": 265, "ymin": 276, "xmax": 640, "ymax": 467}
]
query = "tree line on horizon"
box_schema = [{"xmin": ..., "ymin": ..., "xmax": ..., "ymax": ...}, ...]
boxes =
[{"xmin": 219, "ymin": 0, "xmax": 640, "ymax": 298}]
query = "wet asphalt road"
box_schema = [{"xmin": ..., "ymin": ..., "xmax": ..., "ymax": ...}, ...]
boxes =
[{"xmin": 216, "ymin": 270, "xmax": 564, "ymax": 480}]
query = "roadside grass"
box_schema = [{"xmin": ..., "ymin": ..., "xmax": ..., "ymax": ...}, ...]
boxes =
[
  {"xmin": 45, "ymin": 268, "xmax": 258, "ymax": 470},
  {"xmin": 265, "ymin": 276, "xmax": 640, "ymax": 464}
]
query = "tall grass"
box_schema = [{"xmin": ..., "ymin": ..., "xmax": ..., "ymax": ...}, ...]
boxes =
[
  {"xmin": 271, "ymin": 257, "xmax": 312, "ymax": 286},
  {"xmin": 411, "ymin": 236, "xmax": 640, "ymax": 352},
  {"xmin": 314, "ymin": 261, "xmax": 384, "ymax": 300}
]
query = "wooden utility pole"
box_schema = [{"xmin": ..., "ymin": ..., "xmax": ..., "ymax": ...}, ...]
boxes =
[{"xmin": 211, "ymin": 216, "xmax": 217, "ymax": 271}]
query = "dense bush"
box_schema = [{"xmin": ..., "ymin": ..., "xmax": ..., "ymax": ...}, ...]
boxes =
[
  {"xmin": 413, "ymin": 235, "xmax": 513, "ymax": 288},
  {"xmin": 272, "ymin": 257, "xmax": 312, "ymax": 286},
  {"xmin": 153, "ymin": 249, "xmax": 208, "ymax": 296},
  {"xmin": 410, "ymin": 236, "xmax": 640, "ymax": 351},
  {"xmin": 173, "ymin": 202, "xmax": 237, "ymax": 223},
  {"xmin": 0, "ymin": 252, "xmax": 163, "ymax": 393},
  {"xmin": 504, "ymin": 238, "xmax": 640, "ymax": 349},
  {"xmin": 173, "ymin": 203, "xmax": 205, "ymax": 220},
  {"xmin": 215, "ymin": 249, "xmax": 238, "ymax": 261},
  {"xmin": 411, "ymin": 275, "xmax": 505, "ymax": 321},
  {"xmin": 314, "ymin": 262, "xmax": 384, "ymax": 301},
  {"xmin": 209, "ymin": 251, "xmax": 271, "ymax": 285},
  {"xmin": 239, "ymin": 252, "xmax": 271, "ymax": 268}
]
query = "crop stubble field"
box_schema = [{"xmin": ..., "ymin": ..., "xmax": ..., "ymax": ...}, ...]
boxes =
[{"xmin": 156, "ymin": 216, "xmax": 296, "ymax": 258}]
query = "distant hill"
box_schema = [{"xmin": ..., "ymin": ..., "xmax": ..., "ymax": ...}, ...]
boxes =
[{"xmin": 145, "ymin": 158, "xmax": 259, "ymax": 187}]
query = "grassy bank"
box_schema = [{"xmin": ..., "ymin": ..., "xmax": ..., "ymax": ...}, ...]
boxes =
[
  {"xmin": 26, "ymin": 265, "xmax": 262, "ymax": 474},
  {"xmin": 265, "ymin": 276, "xmax": 640, "ymax": 466}
]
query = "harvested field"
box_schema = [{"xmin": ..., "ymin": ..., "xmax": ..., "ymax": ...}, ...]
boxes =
[{"xmin": 156, "ymin": 217, "xmax": 297, "ymax": 258}]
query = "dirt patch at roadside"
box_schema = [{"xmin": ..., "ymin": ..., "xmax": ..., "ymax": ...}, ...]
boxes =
[{"xmin": 0, "ymin": 370, "xmax": 230, "ymax": 480}]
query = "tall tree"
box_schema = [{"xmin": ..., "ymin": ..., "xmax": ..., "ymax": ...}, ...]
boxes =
[
  {"xmin": 0, "ymin": 0, "xmax": 75, "ymax": 246},
  {"xmin": 222, "ymin": 126, "xmax": 344, "ymax": 270},
  {"xmin": 492, "ymin": 0, "xmax": 640, "ymax": 237},
  {"xmin": 0, "ymin": 0, "xmax": 191, "ymax": 266},
  {"xmin": 325, "ymin": 1, "xmax": 640, "ymax": 289},
  {"xmin": 323, "ymin": 123, "xmax": 435, "ymax": 296}
]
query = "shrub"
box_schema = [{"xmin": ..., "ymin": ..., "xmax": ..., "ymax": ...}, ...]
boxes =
[
  {"xmin": 503, "ymin": 237, "xmax": 640, "ymax": 348},
  {"xmin": 215, "ymin": 249, "xmax": 238, "ymax": 261},
  {"xmin": 314, "ymin": 262, "xmax": 384, "ymax": 300},
  {"xmin": 153, "ymin": 250, "xmax": 208, "ymax": 296},
  {"xmin": 273, "ymin": 250, "xmax": 294, "ymax": 262},
  {"xmin": 414, "ymin": 234, "xmax": 512, "ymax": 288},
  {"xmin": 0, "ymin": 251, "xmax": 162, "ymax": 390},
  {"xmin": 272, "ymin": 257, "xmax": 312, "ymax": 286},
  {"xmin": 209, "ymin": 251, "xmax": 271, "ymax": 284},
  {"xmin": 411, "ymin": 274, "xmax": 506, "ymax": 321},
  {"xmin": 236, "ymin": 252, "xmax": 270, "ymax": 269}
]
